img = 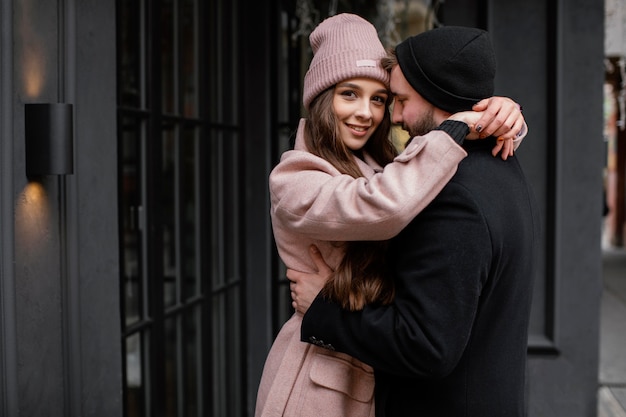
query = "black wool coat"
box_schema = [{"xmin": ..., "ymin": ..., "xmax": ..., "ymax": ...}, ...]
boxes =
[{"xmin": 301, "ymin": 137, "xmax": 541, "ymax": 417}]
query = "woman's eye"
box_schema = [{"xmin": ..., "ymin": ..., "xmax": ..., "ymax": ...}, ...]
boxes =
[
  {"xmin": 372, "ymin": 95, "xmax": 387, "ymax": 104},
  {"xmin": 340, "ymin": 90, "xmax": 357, "ymax": 98}
]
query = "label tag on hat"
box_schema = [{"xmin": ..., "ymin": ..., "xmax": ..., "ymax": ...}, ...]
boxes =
[{"xmin": 356, "ymin": 59, "xmax": 376, "ymax": 67}]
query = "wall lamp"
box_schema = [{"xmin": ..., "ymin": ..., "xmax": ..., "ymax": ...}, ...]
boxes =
[{"xmin": 25, "ymin": 103, "xmax": 74, "ymax": 177}]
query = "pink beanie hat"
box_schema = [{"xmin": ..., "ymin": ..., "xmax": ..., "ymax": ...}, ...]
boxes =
[{"xmin": 303, "ymin": 13, "xmax": 389, "ymax": 110}]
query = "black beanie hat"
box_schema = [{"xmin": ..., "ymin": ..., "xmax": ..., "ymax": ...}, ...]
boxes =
[{"xmin": 395, "ymin": 26, "xmax": 496, "ymax": 113}]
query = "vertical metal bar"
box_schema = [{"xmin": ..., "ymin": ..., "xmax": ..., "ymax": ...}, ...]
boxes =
[
  {"xmin": 197, "ymin": 0, "xmax": 211, "ymax": 413},
  {"xmin": 146, "ymin": 0, "xmax": 167, "ymax": 414},
  {"xmin": 173, "ymin": 0, "xmax": 180, "ymax": 116},
  {"xmin": 545, "ymin": 0, "xmax": 560, "ymax": 345},
  {"xmin": 58, "ymin": 0, "xmax": 82, "ymax": 415}
]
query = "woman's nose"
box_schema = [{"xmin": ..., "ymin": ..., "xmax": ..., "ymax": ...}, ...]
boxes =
[{"xmin": 355, "ymin": 101, "xmax": 372, "ymax": 119}]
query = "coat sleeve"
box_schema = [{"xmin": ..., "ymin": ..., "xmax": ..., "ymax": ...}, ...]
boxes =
[
  {"xmin": 300, "ymin": 182, "xmax": 492, "ymax": 379},
  {"xmin": 512, "ymin": 121, "xmax": 528, "ymax": 150},
  {"xmin": 269, "ymin": 130, "xmax": 467, "ymax": 242}
]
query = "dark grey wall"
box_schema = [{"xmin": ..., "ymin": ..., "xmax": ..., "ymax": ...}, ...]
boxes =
[
  {"xmin": 13, "ymin": 1, "xmax": 66, "ymax": 412},
  {"xmin": 0, "ymin": 0, "xmax": 19, "ymax": 415},
  {"xmin": 444, "ymin": 1, "xmax": 604, "ymax": 415},
  {"xmin": 1, "ymin": 0, "xmax": 122, "ymax": 415},
  {"xmin": 74, "ymin": 1, "xmax": 123, "ymax": 415},
  {"xmin": 521, "ymin": 2, "xmax": 604, "ymax": 415}
]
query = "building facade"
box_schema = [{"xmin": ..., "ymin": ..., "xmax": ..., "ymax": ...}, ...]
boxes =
[
  {"xmin": 605, "ymin": 0, "xmax": 626, "ymax": 247},
  {"xmin": 0, "ymin": 0, "xmax": 605, "ymax": 416}
]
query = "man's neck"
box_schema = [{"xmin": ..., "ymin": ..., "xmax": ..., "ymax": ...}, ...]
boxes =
[{"xmin": 434, "ymin": 108, "xmax": 452, "ymax": 125}]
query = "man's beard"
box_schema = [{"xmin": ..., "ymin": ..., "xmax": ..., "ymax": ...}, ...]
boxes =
[{"xmin": 404, "ymin": 107, "xmax": 438, "ymax": 137}]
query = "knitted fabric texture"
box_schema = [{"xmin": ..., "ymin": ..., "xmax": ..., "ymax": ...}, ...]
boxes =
[
  {"xmin": 302, "ymin": 13, "xmax": 389, "ymax": 110},
  {"xmin": 395, "ymin": 26, "xmax": 497, "ymax": 113}
]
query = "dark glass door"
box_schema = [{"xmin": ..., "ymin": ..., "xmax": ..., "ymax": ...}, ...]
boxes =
[{"xmin": 117, "ymin": 0, "xmax": 244, "ymax": 415}]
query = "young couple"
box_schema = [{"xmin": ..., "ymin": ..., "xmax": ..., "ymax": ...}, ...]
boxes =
[{"xmin": 256, "ymin": 13, "xmax": 539, "ymax": 417}]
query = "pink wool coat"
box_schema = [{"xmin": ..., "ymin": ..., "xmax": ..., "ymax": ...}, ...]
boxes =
[{"xmin": 254, "ymin": 119, "xmax": 467, "ymax": 417}]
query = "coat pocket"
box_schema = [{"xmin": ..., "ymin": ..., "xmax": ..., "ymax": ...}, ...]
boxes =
[
  {"xmin": 309, "ymin": 352, "xmax": 375, "ymax": 403},
  {"xmin": 283, "ymin": 350, "xmax": 375, "ymax": 417}
]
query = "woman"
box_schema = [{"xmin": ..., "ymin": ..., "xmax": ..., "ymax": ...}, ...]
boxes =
[{"xmin": 255, "ymin": 13, "xmax": 525, "ymax": 417}]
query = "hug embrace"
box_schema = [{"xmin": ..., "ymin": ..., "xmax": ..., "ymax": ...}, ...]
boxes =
[{"xmin": 256, "ymin": 13, "xmax": 539, "ymax": 417}]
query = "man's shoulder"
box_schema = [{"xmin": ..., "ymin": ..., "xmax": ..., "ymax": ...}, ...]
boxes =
[{"xmin": 454, "ymin": 145, "xmax": 524, "ymax": 185}]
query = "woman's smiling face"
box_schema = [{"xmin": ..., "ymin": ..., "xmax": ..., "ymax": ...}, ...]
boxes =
[{"xmin": 332, "ymin": 77, "xmax": 389, "ymax": 151}]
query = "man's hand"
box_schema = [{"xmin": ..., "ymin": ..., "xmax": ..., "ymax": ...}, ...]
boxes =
[{"xmin": 288, "ymin": 245, "xmax": 333, "ymax": 314}]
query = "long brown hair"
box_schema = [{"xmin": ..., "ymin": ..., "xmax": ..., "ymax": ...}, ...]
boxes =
[{"xmin": 304, "ymin": 86, "xmax": 396, "ymax": 311}]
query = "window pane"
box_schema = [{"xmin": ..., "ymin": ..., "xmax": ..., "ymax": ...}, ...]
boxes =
[
  {"xmin": 162, "ymin": 124, "xmax": 178, "ymax": 308},
  {"xmin": 207, "ymin": 0, "xmax": 237, "ymax": 125},
  {"xmin": 211, "ymin": 296, "xmax": 225, "ymax": 415},
  {"xmin": 181, "ymin": 0, "xmax": 198, "ymax": 118},
  {"xmin": 224, "ymin": 0, "xmax": 238, "ymax": 125},
  {"xmin": 121, "ymin": 116, "xmax": 145, "ymax": 326},
  {"xmin": 222, "ymin": 131, "xmax": 239, "ymax": 283},
  {"xmin": 182, "ymin": 127, "xmax": 199, "ymax": 300},
  {"xmin": 118, "ymin": 0, "xmax": 142, "ymax": 108},
  {"xmin": 211, "ymin": 289, "xmax": 242, "ymax": 416},
  {"xmin": 165, "ymin": 317, "xmax": 179, "ymax": 416},
  {"xmin": 184, "ymin": 307, "xmax": 201, "ymax": 416},
  {"xmin": 161, "ymin": 0, "xmax": 176, "ymax": 114},
  {"xmin": 125, "ymin": 333, "xmax": 144, "ymax": 417},
  {"xmin": 208, "ymin": 128, "xmax": 222, "ymax": 288},
  {"xmin": 209, "ymin": 129, "xmax": 239, "ymax": 289},
  {"xmin": 225, "ymin": 289, "xmax": 242, "ymax": 414}
]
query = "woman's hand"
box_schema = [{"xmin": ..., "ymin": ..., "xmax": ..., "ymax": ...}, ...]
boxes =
[
  {"xmin": 288, "ymin": 245, "xmax": 333, "ymax": 314},
  {"xmin": 472, "ymin": 96, "xmax": 524, "ymax": 140},
  {"xmin": 446, "ymin": 110, "xmax": 482, "ymax": 140},
  {"xmin": 448, "ymin": 97, "xmax": 525, "ymax": 160}
]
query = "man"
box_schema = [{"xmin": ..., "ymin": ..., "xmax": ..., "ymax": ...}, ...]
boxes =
[{"xmin": 289, "ymin": 26, "xmax": 540, "ymax": 416}]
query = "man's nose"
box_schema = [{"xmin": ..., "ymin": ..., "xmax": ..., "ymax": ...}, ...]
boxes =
[{"xmin": 391, "ymin": 105, "xmax": 402, "ymax": 124}]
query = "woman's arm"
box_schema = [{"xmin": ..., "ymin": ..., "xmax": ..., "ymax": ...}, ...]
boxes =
[
  {"xmin": 270, "ymin": 129, "xmax": 466, "ymax": 242},
  {"xmin": 271, "ymin": 98, "xmax": 527, "ymax": 242}
]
